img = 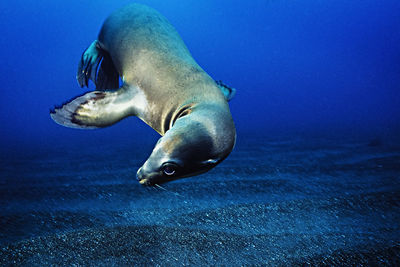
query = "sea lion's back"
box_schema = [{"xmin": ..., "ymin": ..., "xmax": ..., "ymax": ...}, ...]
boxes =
[{"xmin": 98, "ymin": 3, "xmax": 193, "ymax": 81}]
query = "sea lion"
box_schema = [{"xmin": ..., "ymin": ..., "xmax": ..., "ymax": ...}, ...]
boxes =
[{"xmin": 50, "ymin": 3, "xmax": 236, "ymax": 186}]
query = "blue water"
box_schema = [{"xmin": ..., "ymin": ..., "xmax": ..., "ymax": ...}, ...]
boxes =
[{"xmin": 1, "ymin": 0, "xmax": 400, "ymax": 265}]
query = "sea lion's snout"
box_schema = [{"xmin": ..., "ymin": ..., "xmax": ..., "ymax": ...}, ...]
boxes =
[
  {"xmin": 136, "ymin": 167, "xmax": 144, "ymax": 183},
  {"xmin": 136, "ymin": 169, "xmax": 178, "ymax": 186},
  {"xmin": 136, "ymin": 165, "xmax": 168, "ymax": 186},
  {"xmin": 136, "ymin": 167, "xmax": 152, "ymax": 186}
]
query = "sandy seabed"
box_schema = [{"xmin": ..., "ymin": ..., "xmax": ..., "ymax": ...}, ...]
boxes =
[{"xmin": 1, "ymin": 136, "xmax": 399, "ymax": 266}]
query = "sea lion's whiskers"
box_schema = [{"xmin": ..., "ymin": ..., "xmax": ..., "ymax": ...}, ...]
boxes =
[
  {"xmin": 151, "ymin": 184, "xmax": 160, "ymax": 191},
  {"xmin": 155, "ymin": 184, "xmax": 183, "ymax": 197},
  {"xmin": 154, "ymin": 184, "xmax": 167, "ymax": 191}
]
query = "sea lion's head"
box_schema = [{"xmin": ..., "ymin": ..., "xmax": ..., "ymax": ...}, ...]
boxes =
[{"xmin": 136, "ymin": 112, "xmax": 235, "ymax": 186}]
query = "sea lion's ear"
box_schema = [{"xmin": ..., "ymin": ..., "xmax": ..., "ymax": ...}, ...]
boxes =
[{"xmin": 215, "ymin": 80, "xmax": 236, "ymax": 101}]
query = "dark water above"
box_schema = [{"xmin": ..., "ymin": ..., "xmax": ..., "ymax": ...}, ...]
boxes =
[{"xmin": 1, "ymin": 136, "xmax": 399, "ymax": 265}]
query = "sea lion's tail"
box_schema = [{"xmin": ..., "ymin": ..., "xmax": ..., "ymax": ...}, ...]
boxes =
[{"xmin": 77, "ymin": 40, "xmax": 119, "ymax": 90}]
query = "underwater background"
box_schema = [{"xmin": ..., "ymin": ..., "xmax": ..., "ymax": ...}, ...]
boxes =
[{"xmin": 1, "ymin": 0, "xmax": 400, "ymax": 265}]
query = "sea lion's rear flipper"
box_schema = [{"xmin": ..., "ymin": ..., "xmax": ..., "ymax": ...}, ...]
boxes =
[
  {"xmin": 77, "ymin": 40, "xmax": 119, "ymax": 90},
  {"xmin": 215, "ymin": 80, "xmax": 236, "ymax": 101},
  {"xmin": 50, "ymin": 86, "xmax": 138, "ymax": 129}
]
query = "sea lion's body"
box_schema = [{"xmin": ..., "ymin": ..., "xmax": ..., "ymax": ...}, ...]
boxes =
[
  {"xmin": 51, "ymin": 4, "xmax": 236, "ymax": 185},
  {"xmin": 98, "ymin": 4, "xmax": 231, "ymax": 135}
]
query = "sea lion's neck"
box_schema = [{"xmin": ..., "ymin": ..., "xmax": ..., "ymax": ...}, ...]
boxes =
[
  {"xmin": 164, "ymin": 103, "xmax": 193, "ymax": 135},
  {"xmin": 133, "ymin": 73, "xmax": 230, "ymax": 136},
  {"xmin": 139, "ymin": 101, "xmax": 193, "ymax": 136},
  {"xmin": 165, "ymin": 103, "xmax": 236, "ymax": 160}
]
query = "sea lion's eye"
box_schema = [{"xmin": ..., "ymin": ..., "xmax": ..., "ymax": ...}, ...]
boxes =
[{"xmin": 162, "ymin": 163, "xmax": 177, "ymax": 176}]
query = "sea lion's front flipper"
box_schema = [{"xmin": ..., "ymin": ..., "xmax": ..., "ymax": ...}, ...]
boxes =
[
  {"xmin": 215, "ymin": 80, "xmax": 236, "ymax": 101},
  {"xmin": 50, "ymin": 85, "xmax": 141, "ymax": 129},
  {"xmin": 77, "ymin": 40, "xmax": 119, "ymax": 90}
]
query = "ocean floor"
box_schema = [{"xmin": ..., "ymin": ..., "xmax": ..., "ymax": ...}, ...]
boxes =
[{"xmin": 1, "ymin": 136, "xmax": 400, "ymax": 265}]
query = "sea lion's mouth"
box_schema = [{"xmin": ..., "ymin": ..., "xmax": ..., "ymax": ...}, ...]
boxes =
[
  {"xmin": 138, "ymin": 176, "xmax": 176, "ymax": 186},
  {"xmin": 136, "ymin": 170, "xmax": 178, "ymax": 186},
  {"xmin": 138, "ymin": 177, "xmax": 153, "ymax": 186},
  {"xmin": 136, "ymin": 169, "xmax": 150, "ymax": 185},
  {"xmin": 136, "ymin": 168, "xmax": 162, "ymax": 186}
]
